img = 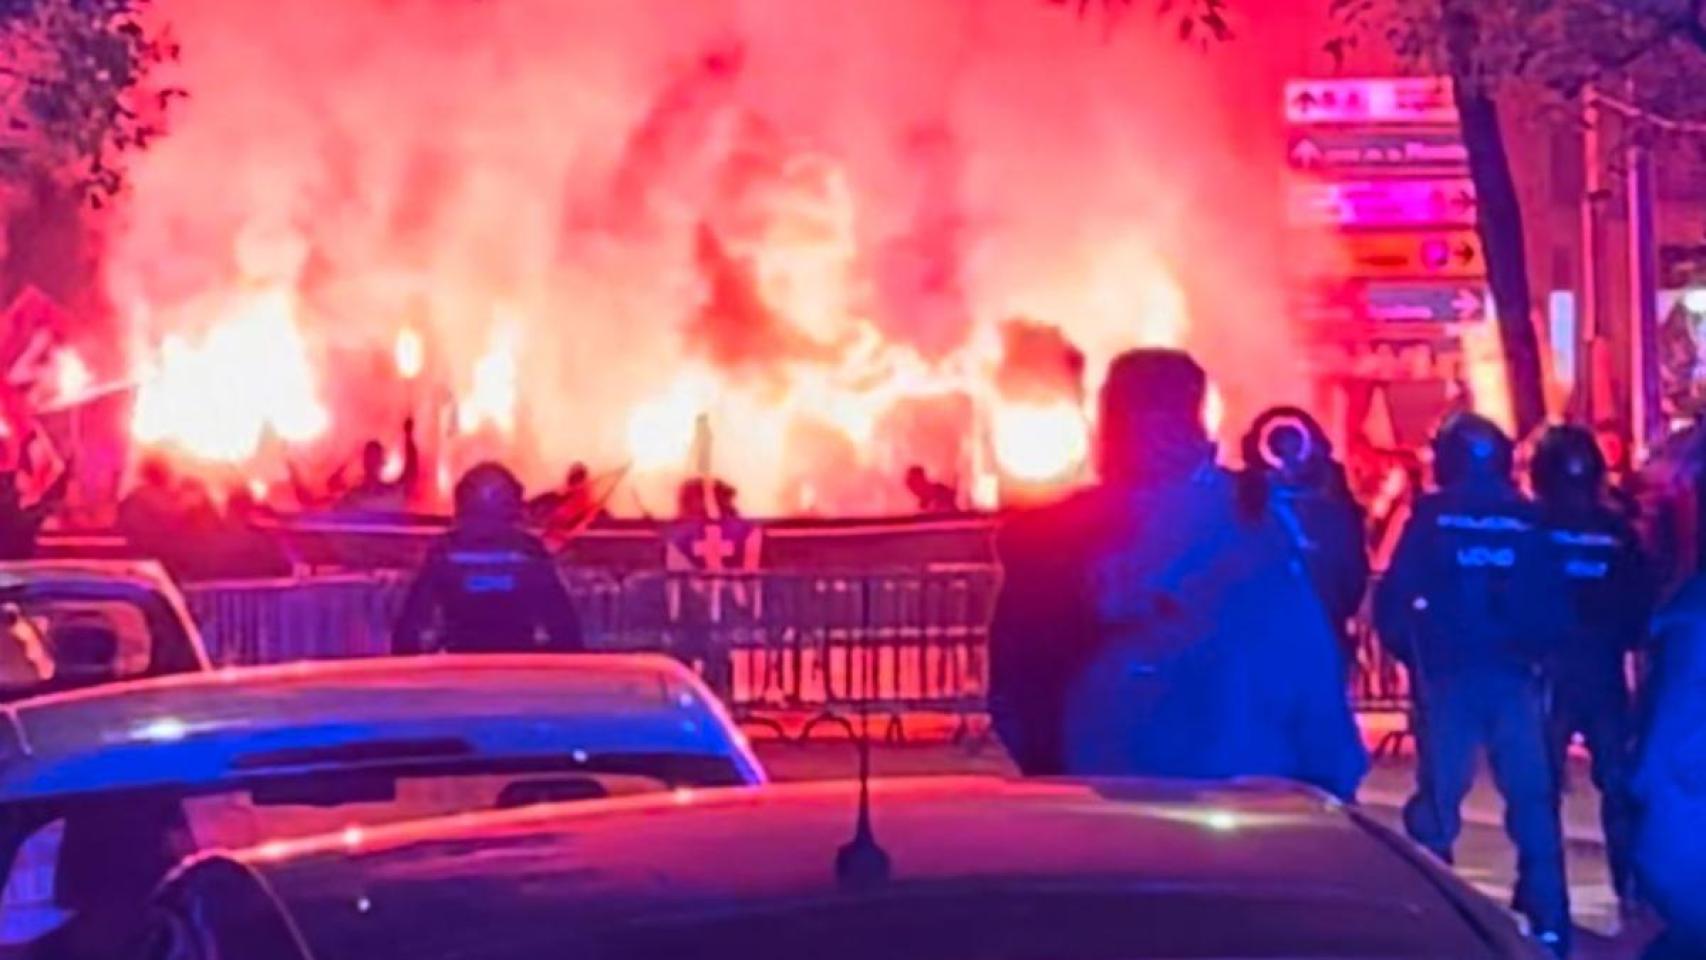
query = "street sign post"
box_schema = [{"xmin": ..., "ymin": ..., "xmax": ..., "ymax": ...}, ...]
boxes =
[
  {"xmin": 1336, "ymin": 231, "xmax": 1484, "ymax": 279},
  {"xmin": 1286, "ymin": 128, "xmax": 1469, "ymax": 175},
  {"xmin": 1284, "ymin": 77, "xmax": 1459, "ymax": 126},
  {"xmin": 1297, "ymin": 281, "xmax": 1489, "ymax": 326},
  {"xmin": 1286, "ymin": 75, "xmax": 1484, "ymax": 398},
  {"xmin": 1289, "ymin": 179, "xmax": 1478, "ymax": 229},
  {"xmin": 1365, "ymin": 282, "xmax": 1487, "ymax": 324}
]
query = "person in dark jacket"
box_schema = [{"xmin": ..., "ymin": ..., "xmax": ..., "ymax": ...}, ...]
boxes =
[
  {"xmin": 0, "ymin": 463, "xmax": 70, "ymax": 560},
  {"xmin": 905, "ymin": 465, "xmax": 958, "ymax": 515},
  {"xmin": 393, "ymin": 463, "xmax": 584, "ymax": 655},
  {"xmin": 1238, "ymin": 406, "xmax": 1369, "ymax": 653},
  {"xmin": 1375, "ymin": 412, "xmax": 1572, "ymax": 956},
  {"xmin": 991, "ymin": 349, "xmax": 1366, "ymax": 801},
  {"xmin": 1530, "ymin": 423, "xmax": 1650, "ymax": 910},
  {"xmin": 1632, "ymin": 577, "xmax": 1706, "ymax": 958},
  {"xmin": 315, "ymin": 418, "xmax": 420, "ymax": 515}
]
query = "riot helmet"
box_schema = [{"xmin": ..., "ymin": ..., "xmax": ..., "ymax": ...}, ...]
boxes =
[
  {"xmin": 1431, "ymin": 412, "xmax": 1513, "ymax": 489},
  {"xmin": 1530, "ymin": 423, "xmax": 1606, "ymax": 504},
  {"xmin": 454, "ymin": 462, "xmax": 524, "ymax": 526}
]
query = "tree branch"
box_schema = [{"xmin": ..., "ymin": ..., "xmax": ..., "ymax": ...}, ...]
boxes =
[
  {"xmin": 1596, "ymin": 88, "xmax": 1706, "ymax": 132},
  {"xmin": 1688, "ymin": 0, "xmax": 1706, "ymax": 52}
]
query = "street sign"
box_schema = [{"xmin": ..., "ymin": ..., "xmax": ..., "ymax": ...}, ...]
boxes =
[
  {"xmin": 1286, "ymin": 128, "xmax": 1469, "ymax": 175},
  {"xmin": 1337, "ymin": 231, "xmax": 1484, "ymax": 279},
  {"xmin": 1289, "ymin": 178, "xmax": 1477, "ymax": 229},
  {"xmin": 1297, "ymin": 281, "xmax": 1489, "ymax": 325},
  {"xmin": 1366, "ymin": 282, "xmax": 1488, "ymax": 323},
  {"xmin": 1285, "ymin": 77, "xmax": 1458, "ymax": 126}
]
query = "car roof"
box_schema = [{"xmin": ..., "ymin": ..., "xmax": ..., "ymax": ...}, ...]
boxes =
[
  {"xmin": 0, "ymin": 654, "xmax": 762, "ymax": 800},
  {"xmin": 0, "ymin": 559, "xmax": 181, "ymax": 596},
  {"xmin": 223, "ymin": 777, "xmax": 1513, "ymax": 959}
]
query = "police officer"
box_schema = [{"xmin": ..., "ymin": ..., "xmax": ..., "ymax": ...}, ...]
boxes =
[
  {"xmin": 1239, "ymin": 406, "xmax": 1370, "ymax": 654},
  {"xmin": 1531, "ymin": 424, "xmax": 1648, "ymax": 911},
  {"xmin": 1374, "ymin": 412, "xmax": 1572, "ymax": 956},
  {"xmin": 393, "ymin": 463, "xmax": 584, "ymax": 655}
]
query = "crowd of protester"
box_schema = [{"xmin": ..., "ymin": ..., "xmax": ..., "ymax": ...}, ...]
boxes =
[{"xmin": 3, "ymin": 344, "xmax": 1706, "ymax": 955}]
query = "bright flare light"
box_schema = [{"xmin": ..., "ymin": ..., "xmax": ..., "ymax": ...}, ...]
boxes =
[
  {"xmin": 394, "ymin": 327, "xmax": 425, "ymax": 380},
  {"xmin": 1204, "ymin": 381, "xmax": 1225, "ymax": 438},
  {"xmin": 54, "ymin": 350, "xmax": 92, "ymax": 402},
  {"xmin": 132, "ymin": 288, "xmax": 329, "ymax": 461},
  {"xmin": 993, "ymin": 401, "xmax": 1089, "ymax": 482},
  {"xmin": 627, "ymin": 377, "xmax": 713, "ymax": 470},
  {"xmin": 1684, "ymin": 288, "xmax": 1706, "ymax": 315},
  {"xmin": 456, "ymin": 326, "xmax": 518, "ymax": 435}
]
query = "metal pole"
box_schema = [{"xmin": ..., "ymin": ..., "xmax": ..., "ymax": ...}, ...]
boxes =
[
  {"xmin": 1627, "ymin": 135, "xmax": 1662, "ymax": 460},
  {"xmin": 1577, "ymin": 89, "xmax": 1602, "ymax": 418}
]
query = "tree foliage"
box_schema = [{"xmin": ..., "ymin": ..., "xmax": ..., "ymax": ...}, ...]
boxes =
[
  {"xmin": 1330, "ymin": 0, "xmax": 1706, "ymax": 130},
  {"xmin": 1052, "ymin": 0, "xmax": 1235, "ymax": 44},
  {"xmin": 0, "ymin": 0, "xmax": 180, "ymax": 205}
]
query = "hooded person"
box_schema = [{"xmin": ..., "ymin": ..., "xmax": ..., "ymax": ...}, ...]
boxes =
[
  {"xmin": 0, "ymin": 463, "xmax": 70, "ymax": 561},
  {"xmin": 989, "ymin": 348, "xmax": 1366, "ymax": 801},
  {"xmin": 1374, "ymin": 412, "xmax": 1572, "ymax": 956},
  {"xmin": 1238, "ymin": 406, "xmax": 1370, "ymax": 652},
  {"xmin": 393, "ymin": 463, "xmax": 584, "ymax": 655}
]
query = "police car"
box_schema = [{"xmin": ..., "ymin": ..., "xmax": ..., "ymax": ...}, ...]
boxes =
[
  {"xmin": 0, "ymin": 654, "xmax": 765, "ymax": 955},
  {"xmin": 144, "ymin": 777, "xmax": 1549, "ymax": 960},
  {"xmin": 0, "ymin": 560, "xmax": 210, "ymax": 703}
]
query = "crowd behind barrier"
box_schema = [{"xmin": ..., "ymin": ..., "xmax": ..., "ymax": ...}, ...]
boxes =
[{"xmin": 182, "ymin": 565, "xmax": 1410, "ymax": 738}]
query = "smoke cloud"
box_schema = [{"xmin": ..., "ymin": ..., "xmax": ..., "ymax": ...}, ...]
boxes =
[{"xmin": 103, "ymin": 0, "xmax": 1312, "ymax": 515}]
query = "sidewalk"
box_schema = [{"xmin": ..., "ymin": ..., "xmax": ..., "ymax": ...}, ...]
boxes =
[
  {"xmin": 746, "ymin": 711, "xmax": 1611, "ymax": 848},
  {"xmin": 1359, "ymin": 758, "xmax": 1609, "ymax": 845},
  {"xmin": 1355, "ymin": 711, "xmax": 1608, "ymax": 846}
]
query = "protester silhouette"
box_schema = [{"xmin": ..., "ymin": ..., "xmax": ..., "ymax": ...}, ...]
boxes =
[{"xmin": 991, "ymin": 348, "xmax": 1365, "ymax": 801}]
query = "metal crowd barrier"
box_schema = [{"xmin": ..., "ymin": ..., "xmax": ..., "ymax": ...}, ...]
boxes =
[
  {"xmin": 183, "ymin": 566, "xmax": 1001, "ymax": 739},
  {"xmin": 184, "ymin": 566, "xmax": 1408, "ymax": 742},
  {"xmin": 184, "ymin": 569, "xmax": 627, "ymax": 664},
  {"xmin": 185, "ymin": 574, "xmax": 410, "ymax": 665},
  {"xmin": 616, "ymin": 569, "xmax": 998, "ymax": 739}
]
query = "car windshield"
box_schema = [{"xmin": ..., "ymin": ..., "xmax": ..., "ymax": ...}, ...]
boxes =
[
  {"xmin": 0, "ymin": 592, "xmax": 178, "ymax": 703},
  {"xmin": 287, "ymin": 883, "xmax": 1494, "ymax": 960}
]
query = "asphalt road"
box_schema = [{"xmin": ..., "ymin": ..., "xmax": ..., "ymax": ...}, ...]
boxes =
[{"xmin": 751, "ymin": 734, "xmax": 1662, "ymax": 959}]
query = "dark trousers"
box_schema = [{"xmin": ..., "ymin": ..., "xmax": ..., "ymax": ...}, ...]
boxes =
[
  {"xmin": 1549, "ymin": 669, "xmax": 1637, "ymax": 902},
  {"xmin": 1404, "ymin": 668, "xmax": 1571, "ymax": 938}
]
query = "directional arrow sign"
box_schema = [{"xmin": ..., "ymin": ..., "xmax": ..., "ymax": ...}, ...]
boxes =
[
  {"xmin": 1297, "ymin": 281, "xmax": 1489, "ymax": 325},
  {"xmin": 1366, "ymin": 282, "xmax": 1489, "ymax": 324},
  {"xmin": 1338, "ymin": 231, "xmax": 1484, "ymax": 279},
  {"xmin": 1289, "ymin": 179, "xmax": 1478, "ymax": 229},
  {"xmin": 1285, "ymin": 77, "xmax": 1458, "ymax": 126},
  {"xmin": 1285, "ymin": 128, "xmax": 1469, "ymax": 175}
]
